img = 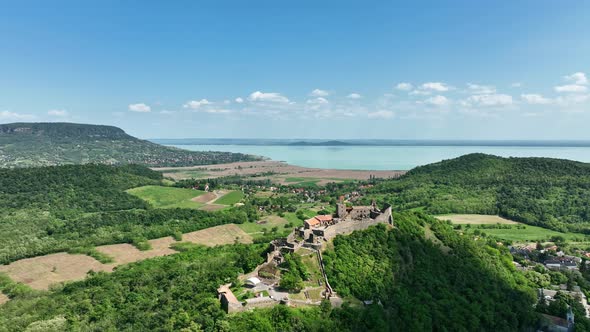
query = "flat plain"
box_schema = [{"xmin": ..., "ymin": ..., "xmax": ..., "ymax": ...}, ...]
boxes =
[{"xmin": 154, "ymin": 160, "xmax": 405, "ymax": 184}]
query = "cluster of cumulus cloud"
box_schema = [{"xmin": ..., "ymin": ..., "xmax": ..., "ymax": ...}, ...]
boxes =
[
  {"xmin": 2, "ymin": 72, "xmax": 587, "ymax": 123},
  {"xmin": 116, "ymin": 71, "xmax": 586, "ymax": 120}
]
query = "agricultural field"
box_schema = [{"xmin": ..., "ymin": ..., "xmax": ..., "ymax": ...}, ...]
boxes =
[
  {"xmin": 462, "ymin": 224, "xmax": 590, "ymax": 243},
  {"xmin": 182, "ymin": 224, "xmax": 252, "ymax": 246},
  {"xmin": 0, "ymin": 252, "xmax": 113, "ymax": 290},
  {"xmin": 438, "ymin": 214, "xmax": 590, "ymax": 243},
  {"xmin": 213, "ymin": 190, "xmax": 244, "ymax": 205},
  {"xmin": 435, "ymin": 214, "xmax": 518, "ymax": 224},
  {"xmin": 126, "ymin": 185, "xmax": 205, "ymax": 209},
  {"xmin": 0, "ymin": 224, "xmax": 252, "ymax": 291}
]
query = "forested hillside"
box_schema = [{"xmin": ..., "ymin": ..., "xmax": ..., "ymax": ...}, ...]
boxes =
[
  {"xmin": 367, "ymin": 153, "xmax": 590, "ymax": 233},
  {"xmin": 324, "ymin": 213, "xmax": 542, "ymax": 331},
  {"xmin": 0, "ymin": 164, "xmax": 256, "ymax": 264},
  {"xmin": 0, "ymin": 212, "xmax": 560, "ymax": 331},
  {"xmin": 0, "ymin": 122, "xmax": 259, "ymax": 167}
]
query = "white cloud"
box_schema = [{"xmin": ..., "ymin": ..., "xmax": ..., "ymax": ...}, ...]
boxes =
[
  {"xmin": 409, "ymin": 89, "xmax": 431, "ymax": 96},
  {"xmin": 47, "ymin": 109, "xmax": 68, "ymax": 117},
  {"xmin": 128, "ymin": 103, "xmax": 151, "ymax": 113},
  {"xmin": 203, "ymin": 109, "xmax": 231, "ymax": 114},
  {"xmin": 465, "ymin": 94, "xmax": 513, "ymax": 107},
  {"xmin": 248, "ymin": 91, "xmax": 290, "ymax": 103},
  {"xmin": 347, "ymin": 93, "xmax": 362, "ymax": 99},
  {"xmin": 396, "ymin": 83, "xmax": 413, "ymax": 91},
  {"xmin": 159, "ymin": 110, "xmax": 175, "ymax": 114},
  {"xmin": 511, "ymin": 82, "xmax": 523, "ymax": 88},
  {"xmin": 0, "ymin": 110, "xmax": 35, "ymax": 120},
  {"xmin": 467, "ymin": 83, "xmax": 496, "ymax": 94},
  {"xmin": 424, "ymin": 95, "xmax": 450, "ymax": 106},
  {"xmin": 421, "ymin": 82, "xmax": 450, "ymax": 92},
  {"xmin": 306, "ymin": 97, "xmax": 329, "ymax": 104},
  {"xmin": 521, "ymin": 94, "xmax": 551, "ymax": 105},
  {"xmin": 183, "ymin": 99, "xmax": 211, "ymax": 109},
  {"xmin": 235, "ymin": 97, "xmax": 244, "ymax": 103},
  {"xmin": 554, "ymin": 84, "xmax": 587, "ymax": 93},
  {"xmin": 564, "ymin": 72, "xmax": 588, "ymax": 85},
  {"xmin": 310, "ymin": 89, "xmax": 329, "ymax": 97},
  {"xmin": 555, "ymin": 94, "xmax": 590, "ymax": 106},
  {"xmin": 368, "ymin": 110, "xmax": 394, "ymax": 119}
]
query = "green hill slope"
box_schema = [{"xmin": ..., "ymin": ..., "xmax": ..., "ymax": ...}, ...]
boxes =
[
  {"xmin": 367, "ymin": 153, "xmax": 590, "ymax": 233},
  {"xmin": 0, "ymin": 122, "xmax": 259, "ymax": 167},
  {"xmin": 0, "ymin": 164, "xmax": 255, "ymax": 264},
  {"xmin": 0, "ymin": 213, "xmax": 551, "ymax": 331}
]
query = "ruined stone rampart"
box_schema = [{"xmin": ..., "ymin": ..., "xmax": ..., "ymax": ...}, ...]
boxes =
[{"xmin": 322, "ymin": 218, "xmax": 387, "ymax": 240}]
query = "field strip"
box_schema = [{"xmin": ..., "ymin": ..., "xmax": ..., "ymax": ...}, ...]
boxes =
[
  {"xmin": 435, "ymin": 214, "xmax": 519, "ymax": 224},
  {"xmin": 0, "ymin": 224, "xmax": 252, "ymax": 290}
]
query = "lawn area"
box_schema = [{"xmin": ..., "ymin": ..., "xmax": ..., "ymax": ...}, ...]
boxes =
[
  {"xmin": 461, "ymin": 224, "xmax": 590, "ymax": 243},
  {"xmin": 436, "ymin": 214, "xmax": 519, "ymax": 225},
  {"xmin": 126, "ymin": 185, "xmax": 205, "ymax": 209},
  {"xmin": 296, "ymin": 248, "xmax": 323, "ymax": 288},
  {"xmin": 213, "ymin": 190, "xmax": 244, "ymax": 205},
  {"xmin": 237, "ymin": 215, "xmax": 292, "ymax": 238}
]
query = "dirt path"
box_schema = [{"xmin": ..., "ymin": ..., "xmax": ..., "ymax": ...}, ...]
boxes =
[
  {"xmin": 193, "ymin": 190, "xmax": 230, "ymax": 211},
  {"xmin": 0, "ymin": 224, "xmax": 252, "ymax": 291}
]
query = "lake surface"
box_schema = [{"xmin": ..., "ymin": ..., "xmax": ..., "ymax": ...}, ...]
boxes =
[{"xmin": 168, "ymin": 144, "xmax": 590, "ymax": 170}]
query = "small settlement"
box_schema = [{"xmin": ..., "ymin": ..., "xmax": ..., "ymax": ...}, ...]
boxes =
[
  {"xmin": 510, "ymin": 243, "xmax": 590, "ymax": 322},
  {"xmin": 217, "ymin": 201, "xmax": 393, "ymax": 313}
]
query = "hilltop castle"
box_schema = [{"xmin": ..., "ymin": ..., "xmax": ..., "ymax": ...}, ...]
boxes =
[{"xmin": 271, "ymin": 201, "xmax": 393, "ymax": 254}]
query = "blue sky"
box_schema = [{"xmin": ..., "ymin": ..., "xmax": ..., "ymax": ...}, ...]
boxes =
[{"xmin": 1, "ymin": 0, "xmax": 589, "ymax": 139}]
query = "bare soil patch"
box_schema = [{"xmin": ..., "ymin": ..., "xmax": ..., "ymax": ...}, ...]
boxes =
[
  {"xmin": 192, "ymin": 192, "xmax": 216, "ymax": 203},
  {"xmin": 199, "ymin": 204, "xmax": 226, "ymax": 211},
  {"xmin": 0, "ymin": 253, "xmax": 112, "ymax": 290},
  {"xmin": 182, "ymin": 224, "xmax": 252, "ymax": 246},
  {"xmin": 155, "ymin": 160, "xmax": 405, "ymax": 182},
  {"xmin": 435, "ymin": 214, "xmax": 519, "ymax": 225},
  {"xmin": 96, "ymin": 237, "xmax": 177, "ymax": 265},
  {"xmin": 0, "ymin": 293, "xmax": 9, "ymax": 305}
]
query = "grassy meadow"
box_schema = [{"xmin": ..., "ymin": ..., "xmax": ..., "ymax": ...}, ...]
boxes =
[
  {"xmin": 213, "ymin": 190, "xmax": 244, "ymax": 205},
  {"xmin": 439, "ymin": 214, "xmax": 590, "ymax": 243},
  {"xmin": 126, "ymin": 185, "xmax": 205, "ymax": 209}
]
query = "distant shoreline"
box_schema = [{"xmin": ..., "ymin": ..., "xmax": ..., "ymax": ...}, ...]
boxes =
[{"xmin": 150, "ymin": 138, "xmax": 590, "ymax": 148}]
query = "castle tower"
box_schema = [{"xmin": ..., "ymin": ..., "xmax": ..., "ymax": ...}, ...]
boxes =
[{"xmin": 337, "ymin": 203, "xmax": 347, "ymax": 219}]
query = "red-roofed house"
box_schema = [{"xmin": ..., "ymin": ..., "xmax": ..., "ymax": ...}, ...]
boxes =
[{"xmin": 304, "ymin": 215, "xmax": 334, "ymax": 229}]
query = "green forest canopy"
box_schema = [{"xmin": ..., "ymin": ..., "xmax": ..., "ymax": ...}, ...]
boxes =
[
  {"xmin": 367, "ymin": 153, "xmax": 590, "ymax": 233},
  {"xmin": 0, "ymin": 164, "xmax": 257, "ymax": 264}
]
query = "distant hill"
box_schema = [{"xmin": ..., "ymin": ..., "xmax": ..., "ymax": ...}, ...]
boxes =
[
  {"xmin": 0, "ymin": 122, "xmax": 260, "ymax": 168},
  {"xmin": 287, "ymin": 140, "xmax": 354, "ymax": 146},
  {"xmin": 368, "ymin": 153, "xmax": 590, "ymax": 233}
]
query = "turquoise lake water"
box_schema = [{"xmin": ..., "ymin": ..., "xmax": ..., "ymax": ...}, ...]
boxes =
[{"xmin": 170, "ymin": 144, "xmax": 590, "ymax": 170}]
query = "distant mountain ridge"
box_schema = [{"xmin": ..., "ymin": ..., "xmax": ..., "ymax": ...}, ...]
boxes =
[
  {"xmin": 0, "ymin": 122, "xmax": 260, "ymax": 168},
  {"xmin": 287, "ymin": 140, "xmax": 354, "ymax": 146}
]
